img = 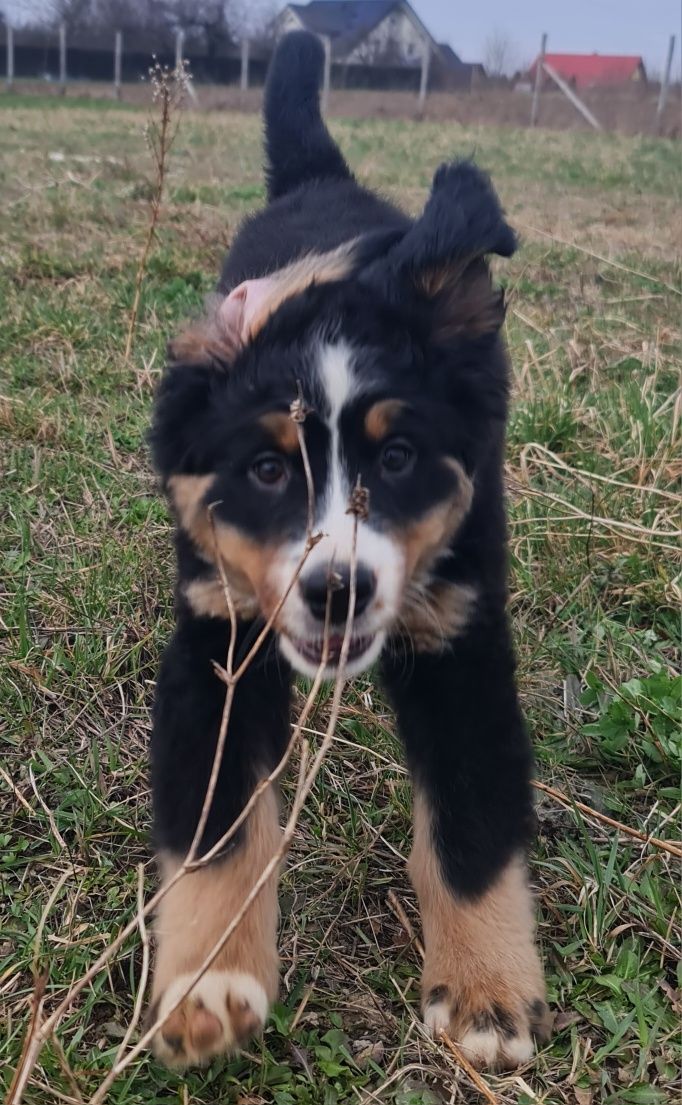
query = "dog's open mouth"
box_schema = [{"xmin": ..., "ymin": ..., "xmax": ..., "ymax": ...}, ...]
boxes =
[{"xmin": 285, "ymin": 632, "xmax": 375, "ymax": 667}]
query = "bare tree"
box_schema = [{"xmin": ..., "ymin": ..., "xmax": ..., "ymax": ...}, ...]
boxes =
[
  {"xmin": 230, "ymin": 0, "xmax": 278, "ymax": 41},
  {"xmin": 50, "ymin": 0, "xmax": 95, "ymax": 31},
  {"xmin": 484, "ymin": 28, "xmax": 517, "ymax": 78}
]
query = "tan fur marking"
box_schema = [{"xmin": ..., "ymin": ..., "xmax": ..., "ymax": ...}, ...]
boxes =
[
  {"xmin": 168, "ymin": 295, "xmax": 242, "ymax": 367},
  {"xmin": 168, "ymin": 475, "xmax": 278, "ymax": 619},
  {"xmin": 153, "ymin": 786, "xmax": 280, "ymax": 1000},
  {"xmin": 399, "ymin": 581, "xmax": 477, "ymax": 652},
  {"xmin": 260, "ymin": 411, "xmax": 300, "ymax": 454},
  {"xmin": 410, "ymin": 791, "xmax": 548, "ymax": 1067},
  {"xmin": 167, "ymin": 474, "xmax": 216, "ymax": 553},
  {"xmin": 418, "ymin": 259, "xmax": 506, "ymax": 341},
  {"xmin": 364, "ymin": 399, "xmax": 405, "ymax": 441},
  {"xmin": 244, "ymin": 239, "xmax": 359, "ymax": 340},
  {"xmin": 184, "ymin": 576, "xmax": 259, "ymax": 621},
  {"xmin": 400, "ymin": 459, "xmax": 473, "ymax": 580},
  {"xmin": 168, "ymin": 240, "xmax": 358, "ymax": 368}
]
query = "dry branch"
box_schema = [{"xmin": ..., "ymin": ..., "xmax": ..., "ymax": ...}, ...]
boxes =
[
  {"xmin": 125, "ymin": 60, "xmax": 189, "ymax": 360},
  {"xmin": 532, "ymin": 780, "xmax": 682, "ymax": 859},
  {"xmin": 6, "ymin": 399, "xmax": 368, "ymax": 1105}
]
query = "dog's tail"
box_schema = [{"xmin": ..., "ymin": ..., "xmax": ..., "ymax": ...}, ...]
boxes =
[{"xmin": 264, "ymin": 32, "xmax": 352, "ymax": 201}]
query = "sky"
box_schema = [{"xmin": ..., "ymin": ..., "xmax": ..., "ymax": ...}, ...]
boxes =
[
  {"xmin": 411, "ymin": 0, "xmax": 681, "ymax": 75},
  {"xmin": 4, "ymin": 0, "xmax": 681, "ymax": 76}
]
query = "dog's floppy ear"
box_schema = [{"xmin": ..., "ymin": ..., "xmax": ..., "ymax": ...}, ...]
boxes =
[
  {"xmin": 169, "ymin": 237, "xmax": 382, "ymax": 367},
  {"xmin": 361, "ymin": 160, "xmax": 516, "ymax": 340},
  {"xmin": 168, "ymin": 278, "xmax": 281, "ymax": 367}
]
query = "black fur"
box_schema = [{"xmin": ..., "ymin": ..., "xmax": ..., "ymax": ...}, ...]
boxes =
[
  {"xmin": 263, "ymin": 31, "xmax": 352, "ymax": 202},
  {"xmin": 150, "ymin": 30, "xmax": 534, "ymax": 912}
]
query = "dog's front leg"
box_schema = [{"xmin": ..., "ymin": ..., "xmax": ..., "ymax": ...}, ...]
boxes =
[
  {"xmin": 382, "ymin": 614, "xmax": 551, "ymax": 1069},
  {"xmin": 148, "ymin": 617, "xmax": 291, "ymax": 1067}
]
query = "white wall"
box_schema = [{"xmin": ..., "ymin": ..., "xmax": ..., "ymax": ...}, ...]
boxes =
[{"xmin": 345, "ymin": 9, "xmax": 428, "ymax": 66}]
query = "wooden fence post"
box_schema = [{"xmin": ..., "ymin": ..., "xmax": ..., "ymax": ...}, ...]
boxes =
[
  {"xmin": 175, "ymin": 29, "xmax": 184, "ymax": 72},
  {"xmin": 418, "ymin": 40, "xmax": 431, "ymax": 111},
  {"xmin": 530, "ymin": 32, "xmax": 547, "ymax": 126},
  {"xmin": 240, "ymin": 38, "xmax": 250, "ymax": 91},
  {"xmin": 59, "ymin": 22, "xmax": 67, "ymax": 94},
  {"xmin": 114, "ymin": 30, "xmax": 122, "ymax": 100},
  {"xmin": 541, "ymin": 61, "xmax": 603, "ymax": 130},
  {"xmin": 655, "ymin": 34, "xmax": 675, "ymax": 133},
  {"xmin": 5, "ymin": 24, "xmax": 14, "ymax": 90},
  {"xmin": 321, "ymin": 35, "xmax": 331, "ymax": 115}
]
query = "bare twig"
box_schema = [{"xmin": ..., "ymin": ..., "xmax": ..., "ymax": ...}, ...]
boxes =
[
  {"xmin": 111, "ymin": 866, "xmax": 151, "ymax": 1062},
  {"xmin": 516, "ymin": 220, "xmax": 682, "ymax": 297},
  {"xmin": 5, "ymin": 972, "xmax": 47, "ymax": 1105},
  {"xmin": 124, "ymin": 60, "xmax": 189, "ymax": 359},
  {"xmin": 532, "ymin": 780, "xmax": 682, "ymax": 858},
  {"xmin": 439, "ymin": 1030, "xmax": 500, "ymax": 1105},
  {"xmin": 386, "ymin": 889, "xmax": 500, "ymax": 1103},
  {"xmin": 85, "ymin": 496, "xmax": 362, "ymax": 1100},
  {"xmin": 520, "ymin": 443, "xmax": 682, "ymax": 504}
]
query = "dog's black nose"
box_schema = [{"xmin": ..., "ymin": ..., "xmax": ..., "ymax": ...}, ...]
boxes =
[{"xmin": 300, "ymin": 563, "xmax": 376, "ymax": 624}]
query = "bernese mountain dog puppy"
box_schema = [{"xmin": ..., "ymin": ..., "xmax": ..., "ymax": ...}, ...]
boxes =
[{"xmin": 147, "ymin": 30, "xmax": 551, "ymax": 1071}]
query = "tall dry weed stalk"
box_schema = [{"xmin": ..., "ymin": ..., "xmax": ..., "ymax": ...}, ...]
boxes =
[
  {"xmin": 5, "ymin": 399, "xmax": 363, "ymax": 1105},
  {"xmin": 124, "ymin": 59, "xmax": 190, "ymax": 360}
]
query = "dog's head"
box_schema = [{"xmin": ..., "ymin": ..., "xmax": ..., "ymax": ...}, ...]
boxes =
[{"xmin": 152, "ymin": 162, "xmax": 516, "ymax": 677}]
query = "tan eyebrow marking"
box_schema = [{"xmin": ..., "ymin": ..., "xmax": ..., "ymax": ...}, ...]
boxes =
[
  {"xmin": 259, "ymin": 412, "xmax": 300, "ymax": 454},
  {"xmin": 364, "ymin": 399, "xmax": 406, "ymax": 441}
]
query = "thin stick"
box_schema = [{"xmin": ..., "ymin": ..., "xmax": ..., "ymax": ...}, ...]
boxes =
[
  {"xmin": 184, "ymin": 504, "xmax": 240, "ymax": 864},
  {"xmin": 125, "ymin": 62, "xmax": 187, "ymax": 359},
  {"xmin": 5, "ymin": 390, "xmax": 321, "ymax": 1103},
  {"xmin": 86, "ymin": 505, "xmax": 361, "ymax": 1099},
  {"xmin": 111, "ymin": 866, "xmax": 151, "ymax": 1061},
  {"xmin": 520, "ymin": 443, "xmax": 682, "ymax": 504},
  {"xmin": 515, "ymin": 221, "xmax": 682, "ymax": 297},
  {"xmin": 532, "ymin": 780, "xmax": 682, "ymax": 858},
  {"xmin": 5, "ymin": 973, "xmax": 47, "ymax": 1105},
  {"xmin": 439, "ymin": 1031, "xmax": 500, "ymax": 1105},
  {"xmin": 387, "ymin": 889, "xmax": 424, "ymax": 959},
  {"xmin": 187, "ymin": 390, "xmax": 321, "ymax": 863},
  {"xmin": 386, "ymin": 890, "xmax": 499, "ymax": 1103}
]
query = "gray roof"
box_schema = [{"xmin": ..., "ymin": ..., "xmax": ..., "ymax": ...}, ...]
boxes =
[
  {"xmin": 289, "ymin": 1, "xmax": 428, "ymax": 58},
  {"xmin": 288, "ymin": 1, "xmax": 397, "ymax": 41}
]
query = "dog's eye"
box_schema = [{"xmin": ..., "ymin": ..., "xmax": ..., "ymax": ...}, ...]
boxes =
[
  {"xmin": 251, "ymin": 453, "xmax": 288, "ymax": 488},
  {"xmin": 381, "ymin": 439, "xmax": 415, "ymax": 476}
]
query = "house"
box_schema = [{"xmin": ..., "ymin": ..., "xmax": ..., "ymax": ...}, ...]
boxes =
[
  {"xmin": 275, "ymin": 1, "xmax": 483, "ymax": 88},
  {"xmin": 438, "ymin": 43, "xmax": 486, "ymax": 88},
  {"xmin": 528, "ymin": 53, "xmax": 647, "ymax": 90}
]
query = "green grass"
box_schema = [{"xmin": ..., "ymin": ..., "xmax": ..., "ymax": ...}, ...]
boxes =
[{"xmin": 1, "ymin": 96, "xmax": 680, "ymax": 1105}]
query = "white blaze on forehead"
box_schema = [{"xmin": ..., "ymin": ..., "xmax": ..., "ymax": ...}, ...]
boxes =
[
  {"xmin": 268, "ymin": 339, "xmax": 405, "ymax": 678},
  {"xmin": 318, "ymin": 339, "xmax": 356, "ymax": 425},
  {"xmin": 307, "ymin": 339, "xmax": 403, "ymax": 615},
  {"xmin": 317, "ymin": 340, "xmax": 356, "ymax": 547}
]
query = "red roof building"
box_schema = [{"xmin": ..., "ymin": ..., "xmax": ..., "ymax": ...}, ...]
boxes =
[{"xmin": 528, "ymin": 53, "xmax": 646, "ymax": 89}]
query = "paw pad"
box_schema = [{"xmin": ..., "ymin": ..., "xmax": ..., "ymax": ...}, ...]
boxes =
[
  {"xmin": 423, "ymin": 984, "xmax": 550, "ymax": 1070},
  {"xmin": 151, "ymin": 970, "xmax": 269, "ymax": 1068}
]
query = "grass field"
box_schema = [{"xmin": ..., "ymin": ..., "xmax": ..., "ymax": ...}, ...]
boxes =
[{"xmin": 1, "ymin": 94, "xmax": 680, "ymax": 1105}]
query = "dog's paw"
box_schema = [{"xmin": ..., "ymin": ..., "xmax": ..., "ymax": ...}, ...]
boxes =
[
  {"xmin": 423, "ymin": 983, "xmax": 551, "ymax": 1069},
  {"xmin": 409, "ymin": 829, "xmax": 551, "ymax": 1072},
  {"xmin": 149, "ymin": 792, "xmax": 281, "ymax": 1069},
  {"xmin": 150, "ymin": 969, "xmax": 269, "ymax": 1068}
]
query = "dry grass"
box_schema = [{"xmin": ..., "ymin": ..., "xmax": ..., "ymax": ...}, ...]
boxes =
[
  {"xmin": 0, "ymin": 100, "xmax": 680, "ymax": 1105},
  {"xmin": 6, "ymin": 79, "xmax": 681, "ymax": 137}
]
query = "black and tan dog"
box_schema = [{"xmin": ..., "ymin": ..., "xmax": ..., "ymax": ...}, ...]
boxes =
[{"xmin": 148, "ymin": 30, "xmax": 551, "ymax": 1070}]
